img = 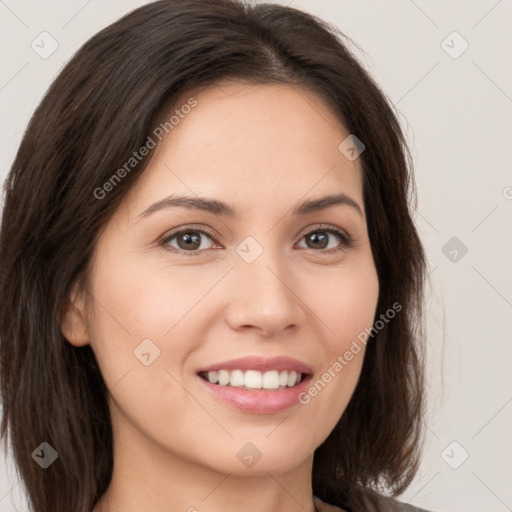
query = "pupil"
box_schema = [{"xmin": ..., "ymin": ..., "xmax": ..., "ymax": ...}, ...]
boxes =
[
  {"xmin": 180, "ymin": 232, "xmax": 200, "ymax": 250},
  {"xmin": 309, "ymin": 232, "xmax": 327, "ymax": 249}
]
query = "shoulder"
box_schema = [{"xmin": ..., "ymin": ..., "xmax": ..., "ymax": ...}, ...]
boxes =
[
  {"xmin": 314, "ymin": 494, "xmax": 433, "ymax": 512},
  {"xmin": 372, "ymin": 494, "xmax": 432, "ymax": 512},
  {"xmin": 314, "ymin": 495, "xmax": 347, "ymax": 512}
]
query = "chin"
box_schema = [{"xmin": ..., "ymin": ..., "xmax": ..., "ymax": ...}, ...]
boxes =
[{"xmin": 214, "ymin": 440, "xmax": 311, "ymax": 476}]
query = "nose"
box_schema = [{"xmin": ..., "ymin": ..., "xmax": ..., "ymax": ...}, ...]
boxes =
[{"xmin": 224, "ymin": 249, "xmax": 305, "ymax": 338}]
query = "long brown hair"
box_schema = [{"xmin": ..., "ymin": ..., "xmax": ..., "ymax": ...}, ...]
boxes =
[{"xmin": 0, "ymin": 1, "xmax": 426, "ymax": 511}]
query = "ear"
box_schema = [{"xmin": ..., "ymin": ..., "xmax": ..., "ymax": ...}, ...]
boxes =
[{"xmin": 60, "ymin": 281, "xmax": 90, "ymax": 346}]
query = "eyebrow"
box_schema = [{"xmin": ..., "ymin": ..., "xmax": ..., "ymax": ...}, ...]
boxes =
[{"xmin": 138, "ymin": 192, "xmax": 364, "ymax": 219}]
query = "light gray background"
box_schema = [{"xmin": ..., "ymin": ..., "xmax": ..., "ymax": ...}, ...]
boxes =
[{"xmin": 1, "ymin": 1, "xmax": 511, "ymax": 511}]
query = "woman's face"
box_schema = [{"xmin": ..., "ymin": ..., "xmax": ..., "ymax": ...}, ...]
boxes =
[{"xmin": 66, "ymin": 82, "xmax": 379, "ymax": 477}]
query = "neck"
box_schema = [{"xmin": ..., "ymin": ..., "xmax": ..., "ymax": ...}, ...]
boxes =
[{"xmin": 93, "ymin": 411, "xmax": 317, "ymax": 512}]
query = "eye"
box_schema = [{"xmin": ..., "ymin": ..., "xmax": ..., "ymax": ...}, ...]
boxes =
[
  {"xmin": 296, "ymin": 224, "xmax": 351, "ymax": 252},
  {"xmin": 160, "ymin": 225, "xmax": 218, "ymax": 256},
  {"xmin": 160, "ymin": 223, "xmax": 352, "ymax": 256}
]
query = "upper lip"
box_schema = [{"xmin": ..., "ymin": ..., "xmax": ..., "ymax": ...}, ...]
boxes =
[{"xmin": 197, "ymin": 356, "xmax": 313, "ymax": 375}]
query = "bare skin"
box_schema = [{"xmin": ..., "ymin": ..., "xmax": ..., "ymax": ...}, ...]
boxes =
[{"xmin": 62, "ymin": 82, "xmax": 379, "ymax": 512}]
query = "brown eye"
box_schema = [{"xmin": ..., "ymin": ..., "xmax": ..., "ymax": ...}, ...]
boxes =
[
  {"xmin": 162, "ymin": 228, "xmax": 217, "ymax": 255},
  {"xmin": 161, "ymin": 224, "xmax": 351, "ymax": 257},
  {"xmin": 297, "ymin": 227, "xmax": 350, "ymax": 252},
  {"xmin": 174, "ymin": 231, "xmax": 202, "ymax": 251},
  {"xmin": 305, "ymin": 231, "xmax": 329, "ymax": 250}
]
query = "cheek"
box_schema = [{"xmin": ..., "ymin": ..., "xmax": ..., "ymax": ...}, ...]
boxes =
[
  {"xmin": 85, "ymin": 257, "xmax": 206, "ymax": 437},
  {"xmin": 306, "ymin": 256, "xmax": 379, "ymax": 347},
  {"xmin": 298, "ymin": 257, "xmax": 378, "ymax": 419},
  {"xmin": 89, "ymin": 252, "xmax": 209, "ymax": 341},
  {"xmin": 85, "ymin": 249, "xmax": 232, "ymax": 396}
]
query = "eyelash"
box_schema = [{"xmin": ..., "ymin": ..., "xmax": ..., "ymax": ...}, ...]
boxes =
[{"xmin": 159, "ymin": 224, "xmax": 352, "ymax": 257}]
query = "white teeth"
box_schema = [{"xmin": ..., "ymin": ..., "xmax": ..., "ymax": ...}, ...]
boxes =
[
  {"xmin": 244, "ymin": 370, "xmax": 262, "ymax": 389},
  {"xmin": 203, "ymin": 369, "xmax": 303, "ymax": 389},
  {"xmin": 230, "ymin": 369, "xmax": 245, "ymax": 387},
  {"xmin": 262, "ymin": 370, "xmax": 280, "ymax": 389},
  {"xmin": 218, "ymin": 370, "xmax": 230, "ymax": 386}
]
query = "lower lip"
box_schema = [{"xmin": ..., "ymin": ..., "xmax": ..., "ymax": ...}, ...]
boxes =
[{"xmin": 197, "ymin": 374, "xmax": 312, "ymax": 414}]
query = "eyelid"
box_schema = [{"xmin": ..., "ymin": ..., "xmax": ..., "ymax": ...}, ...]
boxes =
[
  {"xmin": 162, "ymin": 224, "xmax": 219, "ymax": 241},
  {"xmin": 296, "ymin": 223, "xmax": 350, "ymax": 242},
  {"xmin": 159, "ymin": 223, "xmax": 352, "ymax": 256}
]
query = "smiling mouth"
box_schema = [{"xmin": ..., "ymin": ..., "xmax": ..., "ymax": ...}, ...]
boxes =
[{"xmin": 198, "ymin": 369, "xmax": 309, "ymax": 391}]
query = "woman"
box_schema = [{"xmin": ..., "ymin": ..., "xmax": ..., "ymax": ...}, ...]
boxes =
[{"xmin": 0, "ymin": 1, "xmax": 430, "ymax": 511}]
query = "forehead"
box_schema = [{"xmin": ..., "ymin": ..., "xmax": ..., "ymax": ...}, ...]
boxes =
[{"xmin": 125, "ymin": 82, "xmax": 364, "ymax": 217}]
